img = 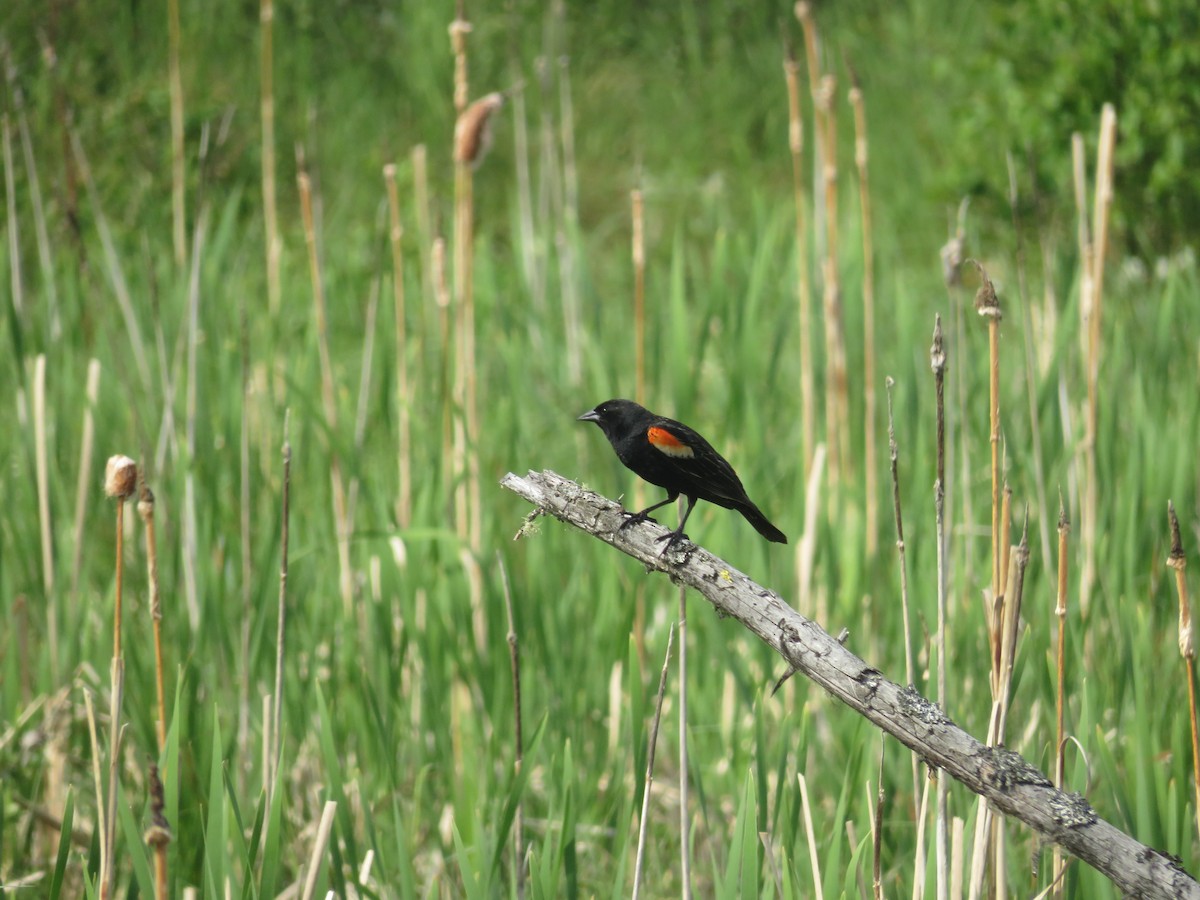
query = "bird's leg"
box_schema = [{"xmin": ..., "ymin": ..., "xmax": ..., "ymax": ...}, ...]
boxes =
[
  {"xmin": 620, "ymin": 492, "xmax": 676, "ymax": 530},
  {"xmin": 656, "ymin": 496, "xmax": 698, "ymax": 553}
]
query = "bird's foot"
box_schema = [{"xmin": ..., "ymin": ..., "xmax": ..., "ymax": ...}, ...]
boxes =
[
  {"xmin": 619, "ymin": 510, "xmax": 659, "ymax": 531},
  {"xmin": 655, "ymin": 529, "xmax": 690, "ymax": 555}
]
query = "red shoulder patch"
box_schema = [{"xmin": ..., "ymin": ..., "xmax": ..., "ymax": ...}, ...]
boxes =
[{"xmin": 648, "ymin": 426, "xmax": 695, "ymax": 458}]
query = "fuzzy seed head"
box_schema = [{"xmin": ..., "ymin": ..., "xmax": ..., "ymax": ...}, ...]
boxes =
[
  {"xmin": 454, "ymin": 93, "xmax": 505, "ymax": 168},
  {"xmin": 104, "ymin": 455, "xmax": 138, "ymax": 500}
]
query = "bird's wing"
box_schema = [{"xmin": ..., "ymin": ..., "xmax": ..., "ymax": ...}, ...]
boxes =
[{"xmin": 646, "ymin": 419, "xmax": 748, "ymax": 505}]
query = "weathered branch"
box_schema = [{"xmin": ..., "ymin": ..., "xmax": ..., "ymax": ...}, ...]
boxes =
[{"xmin": 500, "ymin": 470, "xmax": 1199, "ymax": 900}]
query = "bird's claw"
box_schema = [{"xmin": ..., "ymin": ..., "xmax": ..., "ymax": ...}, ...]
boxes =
[
  {"xmin": 655, "ymin": 531, "xmax": 690, "ymax": 555},
  {"xmin": 619, "ymin": 511, "xmax": 658, "ymax": 531}
]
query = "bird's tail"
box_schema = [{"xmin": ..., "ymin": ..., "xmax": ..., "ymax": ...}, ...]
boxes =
[{"xmin": 738, "ymin": 502, "xmax": 787, "ymax": 544}]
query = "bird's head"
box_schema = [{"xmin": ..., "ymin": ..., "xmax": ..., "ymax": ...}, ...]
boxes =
[{"xmin": 578, "ymin": 398, "xmax": 649, "ymax": 441}]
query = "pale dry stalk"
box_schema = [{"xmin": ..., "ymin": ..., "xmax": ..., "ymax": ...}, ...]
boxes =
[
  {"xmin": 631, "ymin": 625, "xmax": 674, "ymax": 900},
  {"xmin": 1168, "ymin": 501, "xmax": 1200, "ymax": 844},
  {"xmin": 297, "ymin": 171, "xmax": 353, "ymax": 611},
  {"xmin": 783, "ymin": 49, "xmax": 815, "ymax": 476},
  {"xmin": 168, "ymin": 0, "xmax": 186, "ymax": 265},
  {"xmin": 384, "ymin": 165, "xmax": 413, "ymax": 530},
  {"xmin": 1053, "ymin": 500, "xmax": 1070, "ymax": 897},
  {"xmin": 260, "ymin": 0, "xmax": 280, "ymax": 311},
  {"xmin": 849, "ymin": 78, "xmax": 878, "ymax": 556}
]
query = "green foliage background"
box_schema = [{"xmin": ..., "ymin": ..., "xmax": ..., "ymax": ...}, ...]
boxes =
[{"xmin": 1, "ymin": 0, "xmax": 1198, "ymax": 897}]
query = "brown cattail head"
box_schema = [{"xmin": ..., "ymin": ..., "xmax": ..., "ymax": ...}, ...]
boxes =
[
  {"xmin": 972, "ymin": 261, "xmax": 1002, "ymax": 321},
  {"xmin": 104, "ymin": 455, "xmax": 138, "ymax": 501},
  {"xmin": 453, "ymin": 93, "xmax": 504, "ymax": 169}
]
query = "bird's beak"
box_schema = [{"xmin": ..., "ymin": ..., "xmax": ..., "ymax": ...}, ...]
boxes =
[{"xmin": 577, "ymin": 409, "xmax": 600, "ymax": 423}]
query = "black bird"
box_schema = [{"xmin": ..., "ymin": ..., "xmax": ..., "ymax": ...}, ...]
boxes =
[{"xmin": 578, "ymin": 398, "xmax": 787, "ymax": 550}]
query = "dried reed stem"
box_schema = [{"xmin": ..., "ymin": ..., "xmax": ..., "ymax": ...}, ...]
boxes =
[
  {"xmin": 872, "ymin": 740, "xmax": 886, "ymax": 900},
  {"xmin": 144, "ymin": 762, "xmax": 171, "ymax": 900},
  {"xmin": 783, "ymin": 47, "xmax": 815, "ymax": 477},
  {"xmin": 797, "ymin": 3, "xmax": 849, "ymax": 481},
  {"xmin": 498, "ymin": 555, "xmax": 526, "ymax": 899},
  {"xmin": 433, "ymin": 237, "xmax": 454, "ymax": 526},
  {"xmin": 678, "ymin": 583, "xmax": 691, "ymax": 899},
  {"xmin": 270, "ymin": 411, "xmax": 291, "ymax": 805},
  {"xmin": 930, "ymin": 317, "xmax": 950, "ymax": 900},
  {"xmin": 71, "ymin": 359, "xmax": 101, "ymax": 594},
  {"xmin": 1168, "ymin": 501, "xmax": 1200, "ymax": 844},
  {"xmin": 973, "ymin": 263, "xmax": 1003, "ymax": 614},
  {"xmin": 167, "ymin": 0, "xmax": 186, "ymax": 266},
  {"xmin": 817, "ymin": 72, "xmax": 848, "ymax": 481},
  {"xmin": 384, "ymin": 164, "xmax": 413, "ymax": 530},
  {"xmin": 34, "ymin": 355, "xmax": 54, "ymax": 603},
  {"xmin": 632, "ymin": 624, "xmax": 674, "ymax": 900},
  {"xmin": 104, "ymin": 705, "xmax": 127, "ymax": 900},
  {"xmin": 1070, "ymin": 134, "xmax": 1094, "ymax": 616},
  {"xmin": 1053, "ymin": 498, "xmax": 1070, "ymax": 898},
  {"xmin": 138, "ymin": 483, "xmax": 168, "ymax": 753},
  {"xmin": 297, "ymin": 170, "xmax": 353, "ymax": 611},
  {"xmin": 182, "ymin": 209, "xmax": 210, "ymax": 631},
  {"xmin": 84, "ymin": 690, "xmax": 108, "ymax": 892},
  {"xmin": 849, "ymin": 76, "xmax": 878, "ymax": 556},
  {"xmin": 1006, "ymin": 153, "xmax": 1053, "ymax": 565},
  {"xmin": 799, "ymin": 772, "xmax": 826, "ymax": 900},
  {"xmin": 102, "ymin": 454, "xmax": 135, "ymax": 900},
  {"xmin": 260, "ymin": 0, "xmax": 280, "ymax": 312},
  {"xmin": 4, "ymin": 112, "xmax": 23, "ymax": 319},
  {"xmin": 300, "ymin": 800, "xmax": 338, "ymax": 900},
  {"xmin": 885, "ymin": 378, "xmax": 920, "ymax": 812},
  {"xmin": 1081, "ymin": 106, "xmax": 1117, "ymax": 616},
  {"xmin": 239, "ymin": 285, "xmax": 252, "ymax": 749},
  {"xmin": 632, "ymin": 188, "xmax": 646, "ymax": 407}
]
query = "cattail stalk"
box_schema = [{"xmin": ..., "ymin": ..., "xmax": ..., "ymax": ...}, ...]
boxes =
[
  {"xmin": 799, "ymin": 773, "xmax": 826, "ymax": 900},
  {"xmin": 138, "ymin": 483, "xmax": 168, "ymax": 753},
  {"xmin": 930, "ymin": 317, "xmax": 950, "ymax": 900},
  {"xmin": 167, "ymin": 0, "xmax": 186, "ymax": 265},
  {"xmin": 1053, "ymin": 499, "xmax": 1070, "ymax": 897},
  {"xmin": 783, "ymin": 47, "xmax": 815, "ymax": 477},
  {"xmin": 300, "ymin": 801, "xmax": 338, "ymax": 900},
  {"xmin": 632, "ymin": 625, "xmax": 674, "ymax": 900},
  {"xmin": 632, "ymin": 188, "xmax": 646, "ymax": 407},
  {"xmin": 1006, "ymin": 153, "xmax": 1053, "ymax": 564},
  {"xmin": 678, "ymin": 583, "xmax": 691, "ymax": 899},
  {"xmin": 260, "ymin": 0, "xmax": 280, "ymax": 312},
  {"xmin": 34, "ymin": 355, "xmax": 54, "ymax": 605},
  {"xmin": 5, "ymin": 113, "xmax": 25, "ymax": 320},
  {"xmin": 498, "ymin": 555, "xmax": 526, "ymax": 899},
  {"xmin": 270, "ymin": 411, "xmax": 291, "ymax": 805},
  {"xmin": 385, "ymin": 165, "xmax": 413, "ymax": 529},
  {"xmin": 102, "ymin": 455, "xmax": 136, "ymax": 900},
  {"xmin": 71, "ymin": 360, "xmax": 101, "ymax": 593},
  {"xmin": 1070, "ymin": 135, "xmax": 1094, "ymax": 616},
  {"xmin": 797, "ymin": 3, "xmax": 850, "ymax": 482},
  {"xmin": 849, "ymin": 77, "xmax": 877, "ymax": 554},
  {"xmin": 1168, "ymin": 501, "xmax": 1200, "ymax": 844},
  {"xmin": 145, "ymin": 763, "xmax": 171, "ymax": 900},
  {"xmin": 297, "ymin": 170, "xmax": 353, "ymax": 611},
  {"xmin": 817, "ymin": 72, "xmax": 848, "ymax": 481},
  {"xmin": 1081, "ymin": 107, "xmax": 1117, "ymax": 616},
  {"xmin": 885, "ymin": 378, "xmax": 920, "ymax": 811},
  {"xmin": 973, "ymin": 263, "xmax": 1003, "ymax": 616}
]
